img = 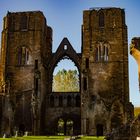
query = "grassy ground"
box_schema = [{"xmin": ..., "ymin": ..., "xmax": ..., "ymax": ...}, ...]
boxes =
[{"xmin": 0, "ymin": 136, "xmax": 105, "ymax": 140}]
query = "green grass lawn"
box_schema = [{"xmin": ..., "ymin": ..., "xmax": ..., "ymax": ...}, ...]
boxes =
[{"xmin": 0, "ymin": 136, "xmax": 105, "ymax": 140}]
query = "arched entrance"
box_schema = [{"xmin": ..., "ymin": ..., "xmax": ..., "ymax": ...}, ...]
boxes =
[
  {"xmin": 57, "ymin": 118, "xmax": 64, "ymax": 135},
  {"xmin": 42, "ymin": 38, "xmax": 81, "ymax": 135},
  {"xmin": 66, "ymin": 119, "xmax": 73, "ymax": 135},
  {"xmin": 57, "ymin": 118, "xmax": 74, "ymax": 136}
]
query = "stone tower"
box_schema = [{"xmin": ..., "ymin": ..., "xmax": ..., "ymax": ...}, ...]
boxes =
[
  {"xmin": 81, "ymin": 7, "xmax": 134, "ymax": 135},
  {"xmin": 0, "ymin": 11, "xmax": 52, "ymax": 135}
]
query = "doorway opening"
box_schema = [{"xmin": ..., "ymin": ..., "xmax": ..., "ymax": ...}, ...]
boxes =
[
  {"xmin": 57, "ymin": 118, "xmax": 64, "ymax": 135},
  {"xmin": 57, "ymin": 118, "xmax": 74, "ymax": 136},
  {"xmin": 96, "ymin": 124, "xmax": 103, "ymax": 136}
]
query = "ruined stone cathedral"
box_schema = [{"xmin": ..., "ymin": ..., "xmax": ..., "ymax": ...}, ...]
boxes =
[{"xmin": 0, "ymin": 7, "xmax": 134, "ymax": 136}]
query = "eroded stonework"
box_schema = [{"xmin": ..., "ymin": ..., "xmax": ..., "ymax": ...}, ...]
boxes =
[{"xmin": 0, "ymin": 8, "xmax": 134, "ymax": 137}]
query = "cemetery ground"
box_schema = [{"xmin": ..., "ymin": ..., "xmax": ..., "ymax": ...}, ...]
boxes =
[{"xmin": 0, "ymin": 136, "xmax": 105, "ymax": 140}]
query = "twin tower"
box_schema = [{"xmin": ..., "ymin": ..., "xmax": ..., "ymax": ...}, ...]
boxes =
[{"xmin": 0, "ymin": 7, "xmax": 134, "ymax": 136}]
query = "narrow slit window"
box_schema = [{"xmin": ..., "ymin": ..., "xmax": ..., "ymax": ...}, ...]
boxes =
[
  {"xmin": 85, "ymin": 58, "xmax": 89, "ymax": 68},
  {"xmin": 83, "ymin": 77, "xmax": 87, "ymax": 91},
  {"xmin": 35, "ymin": 60, "xmax": 38, "ymax": 69},
  {"xmin": 35, "ymin": 79, "xmax": 38, "ymax": 96}
]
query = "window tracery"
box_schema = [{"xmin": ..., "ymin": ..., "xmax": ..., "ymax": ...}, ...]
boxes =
[
  {"xmin": 95, "ymin": 42, "xmax": 109, "ymax": 62},
  {"xmin": 17, "ymin": 46, "xmax": 30, "ymax": 65}
]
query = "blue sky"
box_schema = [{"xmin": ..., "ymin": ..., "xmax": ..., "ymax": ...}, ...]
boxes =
[{"xmin": 0, "ymin": 0, "xmax": 140, "ymax": 106}]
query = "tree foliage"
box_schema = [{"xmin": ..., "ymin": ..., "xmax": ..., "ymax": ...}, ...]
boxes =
[{"xmin": 53, "ymin": 69, "xmax": 79, "ymax": 92}]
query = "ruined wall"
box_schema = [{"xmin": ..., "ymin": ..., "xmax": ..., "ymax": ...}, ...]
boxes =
[
  {"xmin": 0, "ymin": 11, "xmax": 52, "ymax": 134},
  {"xmin": 81, "ymin": 8, "xmax": 133, "ymax": 135}
]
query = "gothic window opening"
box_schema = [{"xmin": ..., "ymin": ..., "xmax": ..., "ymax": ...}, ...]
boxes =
[
  {"xmin": 18, "ymin": 47, "xmax": 30, "ymax": 65},
  {"xmin": 99, "ymin": 12, "xmax": 104, "ymax": 27},
  {"xmin": 9, "ymin": 16, "xmax": 15, "ymax": 31},
  {"xmin": 35, "ymin": 79, "xmax": 38, "ymax": 96},
  {"xmin": 20, "ymin": 15, "xmax": 28, "ymax": 30},
  {"xmin": 66, "ymin": 119, "xmax": 74, "ymax": 135},
  {"xmin": 104, "ymin": 46, "xmax": 109, "ymax": 61},
  {"xmin": 57, "ymin": 118, "xmax": 64, "ymax": 135},
  {"xmin": 95, "ymin": 46, "xmax": 101, "ymax": 62}
]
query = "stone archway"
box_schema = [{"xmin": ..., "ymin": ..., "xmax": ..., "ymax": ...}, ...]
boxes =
[
  {"xmin": 47, "ymin": 37, "xmax": 81, "ymax": 74},
  {"xmin": 42, "ymin": 38, "xmax": 81, "ymax": 135}
]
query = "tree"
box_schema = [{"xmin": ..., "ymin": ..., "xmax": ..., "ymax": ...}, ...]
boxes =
[{"xmin": 53, "ymin": 69, "xmax": 79, "ymax": 92}]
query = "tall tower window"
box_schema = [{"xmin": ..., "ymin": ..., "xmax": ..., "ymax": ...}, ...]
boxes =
[
  {"xmin": 18, "ymin": 46, "xmax": 30, "ymax": 65},
  {"xmin": 99, "ymin": 12, "xmax": 104, "ymax": 27},
  {"xmin": 20, "ymin": 15, "xmax": 28, "ymax": 30}
]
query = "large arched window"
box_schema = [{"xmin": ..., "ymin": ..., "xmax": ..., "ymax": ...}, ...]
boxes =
[
  {"xmin": 52, "ymin": 58, "xmax": 80, "ymax": 92},
  {"xmin": 17, "ymin": 46, "xmax": 30, "ymax": 65},
  {"xmin": 99, "ymin": 12, "xmax": 105, "ymax": 27}
]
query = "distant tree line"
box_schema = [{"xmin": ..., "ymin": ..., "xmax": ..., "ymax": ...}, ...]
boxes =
[{"xmin": 53, "ymin": 69, "xmax": 79, "ymax": 92}]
